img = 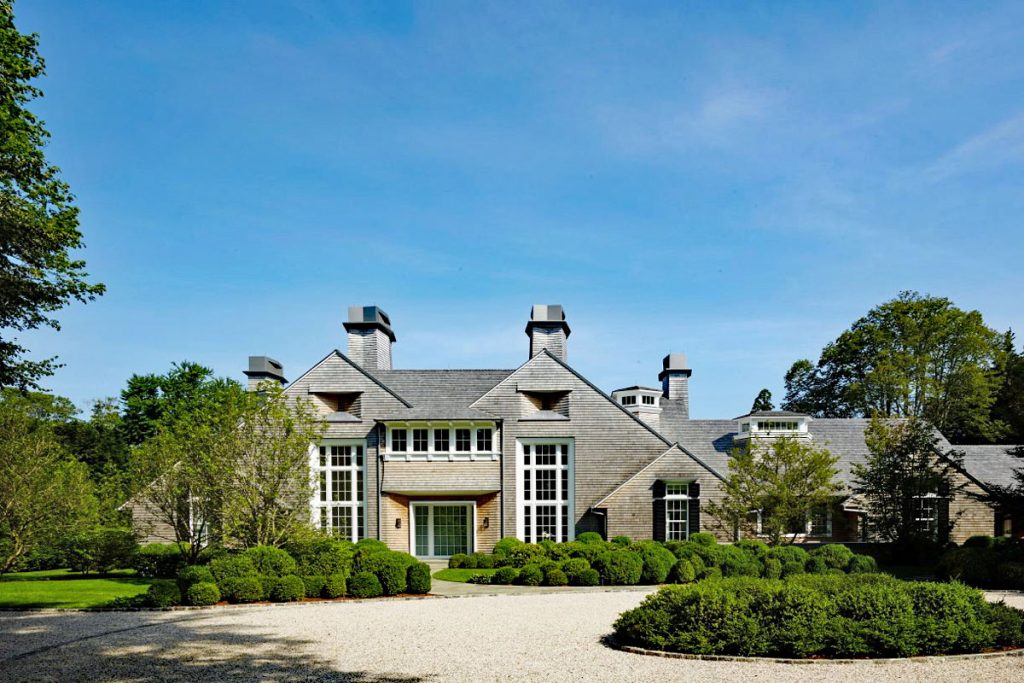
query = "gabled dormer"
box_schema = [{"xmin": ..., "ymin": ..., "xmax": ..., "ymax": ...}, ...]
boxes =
[{"xmin": 734, "ymin": 410, "xmax": 812, "ymax": 443}]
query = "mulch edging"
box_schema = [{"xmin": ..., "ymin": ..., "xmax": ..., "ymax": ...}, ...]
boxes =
[{"xmin": 603, "ymin": 635, "xmax": 1024, "ymax": 665}]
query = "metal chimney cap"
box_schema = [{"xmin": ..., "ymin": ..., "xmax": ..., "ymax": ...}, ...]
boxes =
[
  {"xmin": 659, "ymin": 353, "xmax": 692, "ymax": 380},
  {"xmin": 344, "ymin": 305, "xmax": 396, "ymax": 342},
  {"xmin": 525, "ymin": 304, "xmax": 571, "ymax": 337},
  {"xmin": 244, "ymin": 355, "xmax": 287, "ymax": 382}
]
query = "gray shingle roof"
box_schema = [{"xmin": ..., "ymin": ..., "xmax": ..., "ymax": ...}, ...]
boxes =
[
  {"xmin": 368, "ymin": 369, "xmax": 513, "ymax": 420},
  {"xmin": 956, "ymin": 445, "xmax": 1023, "ymax": 489}
]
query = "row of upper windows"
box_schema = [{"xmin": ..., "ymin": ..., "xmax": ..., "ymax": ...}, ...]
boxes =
[
  {"xmin": 387, "ymin": 426, "xmax": 494, "ymax": 459},
  {"xmin": 740, "ymin": 420, "xmax": 801, "ymax": 432},
  {"xmin": 620, "ymin": 394, "xmax": 656, "ymax": 406}
]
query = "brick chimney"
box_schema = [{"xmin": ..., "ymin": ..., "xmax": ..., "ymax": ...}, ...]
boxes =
[
  {"xmin": 659, "ymin": 353, "xmax": 692, "ymax": 418},
  {"xmin": 525, "ymin": 304, "xmax": 570, "ymax": 362},
  {"xmin": 344, "ymin": 305, "xmax": 396, "ymax": 370},
  {"xmin": 243, "ymin": 356, "xmax": 286, "ymax": 391}
]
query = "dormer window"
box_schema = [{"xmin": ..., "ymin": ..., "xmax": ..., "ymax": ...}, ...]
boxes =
[
  {"xmin": 621, "ymin": 395, "xmax": 637, "ymax": 406},
  {"xmin": 642, "ymin": 395, "xmax": 655, "ymax": 406},
  {"xmin": 734, "ymin": 412, "xmax": 811, "ymax": 441}
]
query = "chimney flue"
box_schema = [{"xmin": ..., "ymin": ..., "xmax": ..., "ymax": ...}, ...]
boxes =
[
  {"xmin": 659, "ymin": 353, "xmax": 692, "ymax": 418},
  {"xmin": 525, "ymin": 304, "xmax": 571, "ymax": 362},
  {"xmin": 244, "ymin": 356, "xmax": 286, "ymax": 391},
  {"xmin": 344, "ymin": 305, "xmax": 396, "ymax": 370}
]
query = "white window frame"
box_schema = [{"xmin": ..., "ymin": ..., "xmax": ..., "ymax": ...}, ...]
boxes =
[
  {"xmin": 309, "ymin": 439, "xmax": 367, "ymax": 542},
  {"xmin": 806, "ymin": 505, "xmax": 833, "ymax": 537},
  {"xmin": 664, "ymin": 481, "xmax": 691, "ymax": 541},
  {"xmin": 515, "ymin": 438, "xmax": 575, "ymax": 543},
  {"xmin": 913, "ymin": 493, "xmax": 940, "ymax": 539},
  {"xmin": 385, "ymin": 422, "xmax": 498, "ymax": 462},
  {"xmin": 408, "ymin": 500, "xmax": 477, "ymax": 559}
]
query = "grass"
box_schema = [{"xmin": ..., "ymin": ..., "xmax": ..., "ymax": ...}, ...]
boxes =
[
  {"xmin": 433, "ymin": 567, "xmax": 499, "ymax": 583},
  {"xmin": 0, "ymin": 569, "xmax": 155, "ymax": 609}
]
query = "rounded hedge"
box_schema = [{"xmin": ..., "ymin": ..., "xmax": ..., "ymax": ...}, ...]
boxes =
[
  {"xmin": 518, "ymin": 564, "xmax": 544, "ymax": 586},
  {"xmin": 561, "ymin": 557, "xmax": 590, "ymax": 583},
  {"xmin": 812, "ymin": 544, "xmax": 855, "ymax": 571},
  {"xmin": 244, "ymin": 546, "xmax": 297, "ymax": 577},
  {"xmin": 763, "ymin": 557, "xmax": 782, "ymax": 580},
  {"xmin": 177, "ymin": 564, "xmax": 214, "ymax": 590},
  {"xmin": 632, "ymin": 541, "xmax": 677, "ymax": 584},
  {"xmin": 847, "ymin": 554, "xmax": 878, "ymax": 574},
  {"xmin": 448, "ymin": 553, "xmax": 469, "ymax": 569},
  {"xmin": 595, "ymin": 551, "xmax": 643, "ymax": 585},
  {"xmin": 492, "ymin": 566, "xmax": 520, "ymax": 585},
  {"xmin": 613, "ymin": 575, "xmax": 1024, "ymax": 658},
  {"xmin": 406, "ymin": 562, "xmax": 431, "ymax": 594},
  {"xmin": 360, "ymin": 551, "xmax": 414, "ymax": 595},
  {"xmin": 612, "ymin": 536, "xmax": 632, "ymax": 546},
  {"xmin": 493, "ymin": 537, "xmax": 523, "ymax": 556},
  {"xmin": 576, "ymin": 532, "xmax": 604, "ymax": 544},
  {"xmin": 210, "ymin": 555, "xmax": 258, "ymax": 584},
  {"xmin": 670, "ymin": 558, "xmax": 696, "ymax": 584},
  {"xmin": 349, "ymin": 571, "xmax": 383, "ymax": 598},
  {"xmin": 545, "ymin": 568, "xmax": 569, "ymax": 586},
  {"xmin": 473, "ymin": 553, "xmax": 495, "ymax": 569},
  {"xmin": 285, "ymin": 537, "xmax": 353, "ymax": 578},
  {"xmin": 302, "ymin": 575, "xmax": 327, "ymax": 598},
  {"xmin": 133, "ymin": 543, "xmax": 188, "ymax": 579},
  {"xmin": 576, "ymin": 568, "xmax": 600, "ymax": 586},
  {"xmin": 145, "ymin": 580, "xmax": 181, "ymax": 607},
  {"xmin": 324, "ymin": 573, "xmax": 348, "ymax": 598},
  {"xmin": 270, "ymin": 575, "xmax": 305, "ymax": 602},
  {"xmin": 219, "ymin": 576, "xmax": 263, "ymax": 603},
  {"xmin": 689, "ymin": 532, "xmax": 717, "ymax": 546},
  {"xmin": 186, "ymin": 582, "xmax": 221, "ymax": 607}
]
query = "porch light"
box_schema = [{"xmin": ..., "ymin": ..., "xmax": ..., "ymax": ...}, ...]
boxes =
[
  {"xmin": 483, "ymin": 517, "xmax": 489, "ymax": 529},
  {"xmin": 396, "ymin": 518, "xmax": 401, "ymax": 529}
]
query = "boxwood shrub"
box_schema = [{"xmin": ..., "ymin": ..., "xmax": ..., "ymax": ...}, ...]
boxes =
[
  {"xmin": 219, "ymin": 576, "xmax": 263, "ymax": 603},
  {"xmin": 349, "ymin": 571, "xmax": 383, "ymax": 598},
  {"xmin": 302, "ymin": 575, "xmax": 327, "ymax": 598},
  {"xmin": 244, "ymin": 546, "xmax": 297, "ymax": 577},
  {"xmin": 632, "ymin": 541, "xmax": 677, "ymax": 584},
  {"xmin": 546, "ymin": 568, "xmax": 569, "ymax": 586},
  {"xmin": 576, "ymin": 531, "xmax": 604, "ymax": 544},
  {"xmin": 177, "ymin": 565, "xmax": 214, "ymax": 593},
  {"xmin": 472, "ymin": 552, "xmax": 495, "ymax": 568},
  {"xmin": 670, "ymin": 558, "xmax": 696, "ymax": 584},
  {"xmin": 576, "ymin": 568, "xmax": 600, "ymax": 586},
  {"xmin": 271, "ymin": 575, "xmax": 306, "ymax": 602},
  {"xmin": 614, "ymin": 574, "xmax": 1024, "ymax": 658},
  {"xmin": 286, "ymin": 537, "xmax": 353, "ymax": 579},
  {"xmin": 186, "ymin": 582, "xmax": 221, "ymax": 607},
  {"xmin": 594, "ymin": 551, "xmax": 643, "ymax": 585},
  {"xmin": 493, "ymin": 537, "xmax": 523, "ymax": 557},
  {"xmin": 210, "ymin": 555, "xmax": 258, "ymax": 584},
  {"xmin": 937, "ymin": 539, "xmax": 1024, "ymax": 589},
  {"xmin": 360, "ymin": 551, "xmax": 415, "ymax": 595},
  {"xmin": 145, "ymin": 579, "xmax": 181, "ymax": 607},
  {"xmin": 491, "ymin": 566, "xmax": 520, "ymax": 584},
  {"xmin": 406, "ymin": 562, "xmax": 431, "ymax": 594},
  {"xmin": 448, "ymin": 553, "xmax": 469, "ymax": 569},
  {"xmin": 324, "ymin": 573, "xmax": 348, "ymax": 598},
  {"xmin": 517, "ymin": 564, "xmax": 544, "ymax": 586},
  {"xmin": 133, "ymin": 543, "xmax": 188, "ymax": 578}
]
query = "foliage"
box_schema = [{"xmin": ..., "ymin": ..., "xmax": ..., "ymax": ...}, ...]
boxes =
[
  {"xmin": 348, "ymin": 571, "xmax": 383, "ymax": 598},
  {"xmin": 705, "ymin": 436, "xmax": 842, "ymax": 545},
  {"xmin": 0, "ymin": 391, "xmax": 97, "ymax": 575},
  {"xmin": 517, "ymin": 564, "xmax": 544, "ymax": 586},
  {"xmin": 359, "ymin": 550, "xmax": 415, "ymax": 595},
  {"xmin": 324, "ymin": 573, "xmax": 347, "ymax": 598},
  {"xmin": 614, "ymin": 574, "xmax": 1022, "ymax": 658},
  {"xmin": 811, "ymin": 543, "xmax": 854, "ymax": 570},
  {"xmin": 576, "ymin": 532, "xmax": 603, "ymax": 544},
  {"xmin": 471, "ymin": 552, "xmax": 494, "ymax": 568},
  {"xmin": 270, "ymin": 575, "xmax": 305, "ymax": 602},
  {"xmin": 185, "ymin": 581, "xmax": 220, "ymax": 606},
  {"xmin": 611, "ymin": 535, "xmax": 631, "ymax": 546},
  {"xmin": 209, "ymin": 554, "xmax": 257, "ymax": 583},
  {"xmin": 781, "ymin": 292, "xmax": 1005, "ymax": 443},
  {"xmin": 218, "ymin": 576, "xmax": 263, "ymax": 603},
  {"xmin": 300, "ymin": 575, "xmax": 326, "ymax": 598},
  {"xmin": 285, "ymin": 535, "xmax": 353, "ymax": 579},
  {"xmin": 448, "ymin": 553, "xmax": 468, "ymax": 569},
  {"xmin": 64, "ymin": 528, "xmax": 137, "ymax": 574},
  {"xmin": 0, "ymin": 1, "xmax": 106, "ymax": 390},
  {"xmin": 132, "ymin": 543, "xmax": 188, "ymax": 578},
  {"xmin": 176, "ymin": 565, "xmax": 214, "ymax": 593},
  {"xmin": 853, "ymin": 416, "xmax": 964, "ymax": 547},
  {"xmin": 936, "ymin": 539, "xmax": 1024, "ymax": 589},
  {"xmin": 406, "ymin": 562, "xmax": 431, "ymax": 594},
  {"xmin": 145, "ymin": 579, "xmax": 181, "ymax": 608},
  {"xmin": 751, "ymin": 389, "xmax": 774, "ymax": 412},
  {"xmin": 992, "ymin": 331, "xmax": 1024, "ymax": 443},
  {"xmin": 576, "ymin": 567, "xmax": 600, "ymax": 586},
  {"xmin": 243, "ymin": 545, "xmax": 297, "ymax": 577},
  {"xmin": 689, "ymin": 532, "xmax": 716, "ymax": 546},
  {"xmin": 763, "ymin": 557, "xmax": 782, "ymax": 580},
  {"xmin": 545, "ymin": 567, "xmax": 568, "ymax": 586},
  {"xmin": 631, "ymin": 541, "xmax": 677, "ymax": 584},
  {"xmin": 594, "ymin": 550, "xmax": 643, "ymax": 585},
  {"xmin": 493, "ymin": 537, "xmax": 522, "ymax": 556},
  {"xmin": 491, "ymin": 566, "xmax": 520, "ymax": 584},
  {"xmin": 670, "ymin": 558, "xmax": 696, "ymax": 583}
]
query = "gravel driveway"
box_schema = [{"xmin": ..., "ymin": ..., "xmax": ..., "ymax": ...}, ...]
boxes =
[{"xmin": 1, "ymin": 589, "xmax": 1022, "ymax": 682}]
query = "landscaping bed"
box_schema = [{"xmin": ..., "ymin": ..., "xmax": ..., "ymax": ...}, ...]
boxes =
[{"xmin": 613, "ymin": 574, "xmax": 1024, "ymax": 659}]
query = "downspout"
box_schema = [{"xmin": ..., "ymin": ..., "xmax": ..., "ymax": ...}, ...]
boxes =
[{"xmin": 498, "ymin": 419, "xmax": 505, "ymax": 540}]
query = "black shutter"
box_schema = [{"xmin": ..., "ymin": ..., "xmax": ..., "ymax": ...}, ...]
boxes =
[
  {"xmin": 937, "ymin": 482, "xmax": 951, "ymax": 544},
  {"xmin": 652, "ymin": 480, "xmax": 666, "ymax": 542},
  {"xmin": 688, "ymin": 482, "xmax": 701, "ymax": 538}
]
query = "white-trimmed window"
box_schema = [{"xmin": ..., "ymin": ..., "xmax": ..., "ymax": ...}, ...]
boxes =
[
  {"xmin": 642, "ymin": 395, "xmax": 656, "ymax": 406},
  {"xmin": 387, "ymin": 423, "xmax": 497, "ymax": 461},
  {"xmin": 312, "ymin": 441, "xmax": 365, "ymax": 541},
  {"xmin": 913, "ymin": 494, "xmax": 939, "ymax": 538},
  {"xmin": 807, "ymin": 505, "xmax": 832, "ymax": 537},
  {"xmin": 665, "ymin": 482, "xmax": 690, "ymax": 541},
  {"xmin": 620, "ymin": 395, "xmax": 637, "ymax": 406},
  {"xmin": 517, "ymin": 439, "xmax": 574, "ymax": 543}
]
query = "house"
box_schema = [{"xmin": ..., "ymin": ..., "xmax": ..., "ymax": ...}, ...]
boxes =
[{"xmin": 132, "ymin": 304, "xmax": 1022, "ymax": 556}]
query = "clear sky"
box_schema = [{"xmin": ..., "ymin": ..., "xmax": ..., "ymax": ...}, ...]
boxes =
[{"xmin": 15, "ymin": 1, "xmax": 1024, "ymax": 419}]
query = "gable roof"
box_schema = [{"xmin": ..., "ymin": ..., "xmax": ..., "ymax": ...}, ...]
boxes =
[
  {"xmin": 956, "ymin": 445, "xmax": 1023, "ymax": 489},
  {"xmin": 367, "ymin": 369, "xmax": 513, "ymax": 420}
]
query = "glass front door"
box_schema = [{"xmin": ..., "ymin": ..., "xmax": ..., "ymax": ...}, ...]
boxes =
[{"xmin": 412, "ymin": 503, "xmax": 472, "ymax": 558}]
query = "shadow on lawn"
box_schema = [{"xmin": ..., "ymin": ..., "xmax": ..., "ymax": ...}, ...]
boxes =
[{"xmin": 0, "ymin": 611, "xmax": 432, "ymax": 682}]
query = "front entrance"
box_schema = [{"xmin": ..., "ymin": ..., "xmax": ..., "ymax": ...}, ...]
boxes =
[{"xmin": 411, "ymin": 502, "xmax": 474, "ymax": 558}]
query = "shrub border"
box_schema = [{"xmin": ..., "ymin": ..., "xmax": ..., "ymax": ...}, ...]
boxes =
[{"xmin": 603, "ymin": 635, "xmax": 1024, "ymax": 664}]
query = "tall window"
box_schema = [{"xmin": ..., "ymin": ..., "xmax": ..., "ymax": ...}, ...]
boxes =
[
  {"xmin": 665, "ymin": 483, "xmax": 689, "ymax": 541},
  {"xmin": 518, "ymin": 440, "xmax": 573, "ymax": 543},
  {"xmin": 913, "ymin": 495, "xmax": 939, "ymax": 539},
  {"xmin": 807, "ymin": 505, "xmax": 832, "ymax": 536},
  {"xmin": 312, "ymin": 442, "xmax": 365, "ymax": 541}
]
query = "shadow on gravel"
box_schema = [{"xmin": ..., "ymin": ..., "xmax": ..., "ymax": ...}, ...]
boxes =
[{"xmin": 0, "ymin": 612, "xmax": 432, "ymax": 682}]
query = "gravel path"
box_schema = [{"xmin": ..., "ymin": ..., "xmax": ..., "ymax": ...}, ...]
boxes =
[{"xmin": 1, "ymin": 590, "xmax": 1023, "ymax": 682}]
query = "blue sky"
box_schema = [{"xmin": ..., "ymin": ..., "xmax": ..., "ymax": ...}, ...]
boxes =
[{"xmin": 16, "ymin": 1, "xmax": 1024, "ymax": 418}]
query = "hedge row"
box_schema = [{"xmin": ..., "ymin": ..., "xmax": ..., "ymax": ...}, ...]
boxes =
[
  {"xmin": 614, "ymin": 574, "xmax": 1024, "ymax": 658},
  {"xmin": 937, "ymin": 537, "xmax": 1024, "ymax": 590},
  {"xmin": 452, "ymin": 534, "xmax": 878, "ymax": 586},
  {"xmin": 123, "ymin": 538, "xmax": 430, "ymax": 607}
]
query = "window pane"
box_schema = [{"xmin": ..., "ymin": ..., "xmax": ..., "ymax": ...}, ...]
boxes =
[
  {"xmin": 476, "ymin": 428, "xmax": 492, "ymax": 452},
  {"xmin": 413, "ymin": 429, "xmax": 428, "ymax": 452},
  {"xmin": 434, "ymin": 429, "xmax": 449, "ymax": 452},
  {"xmin": 455, "ymin": 429, "xmax": 471, "ymax": 451}
]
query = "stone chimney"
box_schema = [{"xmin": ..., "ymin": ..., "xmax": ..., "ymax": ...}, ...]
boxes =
[
  {"xmin": 243, "ymin": 356, "xmax": 286, "ymax": 391},
  {"xmin": 525, "ymin": 304, "xmax": 571, "ymax": 362},
  {"xmin": 344, "ymin": 305, "xmax": 396, "ymax": 370},
  {"xmin": 659, "ymin": 353, "xmax": 692, "ymax": 418}
]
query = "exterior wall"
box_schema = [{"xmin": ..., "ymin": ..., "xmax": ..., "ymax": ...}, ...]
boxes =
[
  {"xmin": 529, "ymin": 327, "xmax": 568, "ymax": 362},
  {"xmin": 662, "ymin": 374, "xmax": 689, "ymax": 415},
  {"xmin": 127, "ymin": 498, "xmax": 179, "ymax": 544},
  {"xmin": 598, "ymin": 448, "xmax": 727, "ymax": 541},
  {"xmin": 472, "ymin": 352, "xmax": 698, "ymax": 542},
  {"xmin": 380, "ymin": 492, "xmax": 500, "ymax": 554},
  {"xmin": 950, "ymin": 477, "xmax": 996, "ymax": 543},
  {"xmin": 381, "ymin": 460, "xmax": 500, "ymax": 494},
  {"xmin": 347, "ymin": 328, "xmax": 393, "ymax": 370}
]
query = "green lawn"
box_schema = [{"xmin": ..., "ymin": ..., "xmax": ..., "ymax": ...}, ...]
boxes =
[
  {"xmin": 0, "ymin": 569, "xmax": 155, "ymax": 609},
  {"xmin": 433, "ymin": 567, "xmax": 499, "ymax": 583}
]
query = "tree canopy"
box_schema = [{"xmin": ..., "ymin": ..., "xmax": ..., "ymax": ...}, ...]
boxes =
[
  {"xmin": 751, "ymin": 388, "xmax": 774, "ymax": 412},
  {"xmin": 781, "ymin": 291, "xmax": 1006, "ymax": 443},
  {"xmin": 0, "ymin": 1, "xmax": 104, "ymax": 390}
]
